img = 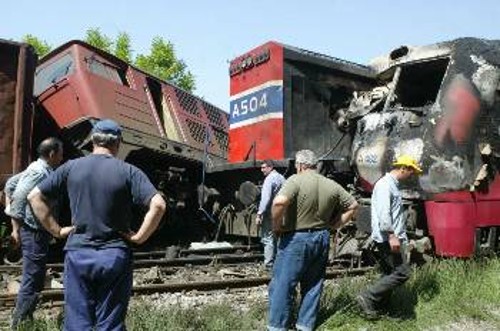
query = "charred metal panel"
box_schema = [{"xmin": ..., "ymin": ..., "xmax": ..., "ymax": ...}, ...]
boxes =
[
  {"xmin": 227, "ymin": 41, "xmax": 376, "ymax": 164},
  {"xmin": 350, "ymin": 38, "xmax": 500, "ymax": 196},
  {"xmin": 283, "ymin": 45, "xmax": 375, "ymax": 164},
  {"xmin": 0, "ymin": 40, "xmax": 36, "ymax": 187}
]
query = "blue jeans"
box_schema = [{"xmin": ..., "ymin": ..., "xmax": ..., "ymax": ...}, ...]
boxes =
[
  {"xmin": 268, "ymin": 229, "xmax": 330, "ymax": 331},
  {"xmin": 260, "ymin": 218, "xmax": 276, "ymax": 268},
  {"xmin": 12, "ymin": 226, "xmax": 50, "ymax": 328},
  {"xmin": 64, "ymin": 248, "xmax": 132, "ymax": 331}
]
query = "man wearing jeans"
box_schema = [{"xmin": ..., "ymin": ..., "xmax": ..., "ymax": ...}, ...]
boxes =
[
  {"xmin": 8, "ymin": 138, "xmax": 66, "ymax": 328},
  {"xmin": 29, "ymin": 119, "xmax": 166, "ymax": 330},
  {"xmin": 255, "ymin": 160, "xmax": 285, "ymax": 269},
  {"xmin": 357, "ymin": 155, "xmax": 422, "ymax": 319},
  {"xmin": 268, "ymin": 149, "xmax": 359, "ymax": 331}
]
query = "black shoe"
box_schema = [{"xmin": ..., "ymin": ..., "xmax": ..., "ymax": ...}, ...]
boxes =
[{"xmin": 356, "ymin": 295, "xmax": 380, "ymax": 320}]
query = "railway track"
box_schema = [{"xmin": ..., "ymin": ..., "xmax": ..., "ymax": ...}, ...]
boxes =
[
  {"xmin": 0, "ymin": 245, "xmax": 263, "ymax": 273},
  {"xmin": 0, "ymin": 242, "xmax": 371, "ymax": 312},
  {"xmin": 0, "ymin": 266, "xmax": 372, "ymax": 308}
]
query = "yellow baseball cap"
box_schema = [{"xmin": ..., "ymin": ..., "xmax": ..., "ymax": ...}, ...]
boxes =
[{"xmin": 393, "ymin": 155, "xmax": 423, "ymax": 174}]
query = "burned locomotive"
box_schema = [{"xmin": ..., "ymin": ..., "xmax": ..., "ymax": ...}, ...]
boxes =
[
  {"xmin": 0, "ymin": 39, "xmax": 229, "ymax": 256},
  {"xmin": 206, "ymin": 38, "xmax": 500, "ymax": 259}
]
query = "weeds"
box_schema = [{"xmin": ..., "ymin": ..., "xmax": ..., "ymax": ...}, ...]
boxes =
[{"xmin": 319, "ymin": 257, "xmax": 500, "ymax": 330}]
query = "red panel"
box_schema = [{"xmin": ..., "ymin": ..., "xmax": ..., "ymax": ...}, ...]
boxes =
[
  {"xmin": 430, "ymin": 190, "xmax": 474, "ymax": 202},
  {"xmin": 230, "ymin": 42, "xmax": 283, "ymax": 96},
  {"xmin": 474, "ymin": 175, "xmax": 500, "ymax": 226},
  {"xmin": 425, "ymin": 201, "xmax": 475, "ymax": 257},
  {"xmin": 38, "ymin": 77, "xmax": 84, "ymax": 127},
  {"xmin": 476, "ymin": 175, "xmax": 500, "ymax": 201},
  {"xmin": 476, "ymin": 200, "xmax": 500, "ymax": 226},
  {"xmin": 229, "ymin": 42, "xmax": 284, "ymax": 162},
  {"xmin": 228, "ymin": 119, "xmax": 283, "ymax": 163}
]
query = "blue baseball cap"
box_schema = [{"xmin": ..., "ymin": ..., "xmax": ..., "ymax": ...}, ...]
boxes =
[{"xmin": 92, "ymin": 119, "xmax": 122, "ymax": 136}]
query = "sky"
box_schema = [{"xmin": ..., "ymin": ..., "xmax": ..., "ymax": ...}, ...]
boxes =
[{"xmin": 2, "ymin": 0, "xmax": 499, "ymax": 112}]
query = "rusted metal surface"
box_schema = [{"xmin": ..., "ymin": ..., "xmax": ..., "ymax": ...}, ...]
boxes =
[
  {"xmin": 0, "ymin": 40, "xmax": 36, "ymax": 189},
  {"xmin": 133, "ymin": 254, "xmax": 264, "ymax": 268},
  {"xmin": 133, "ymin": 244, "xmax": 261, "ymax": 258}
]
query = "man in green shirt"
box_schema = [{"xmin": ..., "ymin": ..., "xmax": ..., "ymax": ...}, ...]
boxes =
[{"xmin": 268, "ymin": 149, "xmax": 359, "ymax": 331}]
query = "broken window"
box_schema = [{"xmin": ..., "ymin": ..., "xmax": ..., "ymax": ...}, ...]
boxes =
[
  {"xmin": 34, "ymin": 53, "xmax": 74, "ymax": 96},
  {"xmin": 393, "ymin": 58, "xmax": 450, "ymax": 108},
  {"xmin": 86, "ymin": 56, "xmax": 128, "ymax": 85}
]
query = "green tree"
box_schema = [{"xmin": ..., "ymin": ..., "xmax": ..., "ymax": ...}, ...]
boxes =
[
  {"xmin": 84, "ymin": 28, "xmax": 112, "ymax": 53},
  {"xmin": 22, "ymin": 29, "xmax": 196, "ymax": 92},
  {"xmin": 135, "ymin": 37, "xmax": 195, "ymax": 92},
  {"xmin": 22, "ymin": 34, "xmax": 52, "ymax": 58},
  {"xmin": 114, "ymin": 32, "xmax": 132, "ymax": 63}
]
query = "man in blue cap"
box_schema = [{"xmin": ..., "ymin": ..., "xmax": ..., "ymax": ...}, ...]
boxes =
[{"xmin": 28, "ymin": 119, "xmax": 166, "ymax": 330}]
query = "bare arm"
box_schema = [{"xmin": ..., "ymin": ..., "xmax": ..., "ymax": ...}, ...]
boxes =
[
  {"xmin": 271, "ymin": 194, "xmax": 290, "ymax": 235},
  {"xmin": 10, "ymin": 218, "xmax": 21, "ymax": 248},
  {"xmin": 331, "ymin": 201, "xmax": 359, "ymax": 230},
  {"xmin": 28, "ymin": 187, "xmax": 74, "ymax": 238},
  {"xmin": 126, "ymin": 193, "xmax": 166, "ymax": 245}
]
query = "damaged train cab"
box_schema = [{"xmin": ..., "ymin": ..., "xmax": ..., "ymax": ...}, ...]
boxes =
[
  {"xmin": 349, "ymin": 38, "xmax": 500, "ymax": 257},
  {"xmin": 206, "ymin": 38, "xmax": 500, "ymax": 260}
]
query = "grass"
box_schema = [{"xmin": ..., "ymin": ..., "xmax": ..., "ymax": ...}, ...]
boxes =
[
  {"xmin": 10, "ymin": 258, "xmax": 500, "ymax": 330},
  {"xmin": 319, "ymin": 257, "xmax": 500, "ymax": 330},
  {"xmin": 126, "ymin": 301, "xmax": 266, "ymax": 331}
]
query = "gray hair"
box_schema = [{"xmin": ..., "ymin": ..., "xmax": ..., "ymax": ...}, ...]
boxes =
[
  {"xmin": 91, "ymin": 132, "xmax": 120, "ymax": 148},
  {"xmin": 295, "ymin": 149, "xmax": 318, "ymax": 168}
]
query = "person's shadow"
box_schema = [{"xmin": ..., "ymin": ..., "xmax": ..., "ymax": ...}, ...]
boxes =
[
  {"xmin": 316, "ymin": 269, "xmax": 440, "ymax": 326},
  {"xmin": 386, "ymin": 267, "xmax": 440, "ymax": 320}
]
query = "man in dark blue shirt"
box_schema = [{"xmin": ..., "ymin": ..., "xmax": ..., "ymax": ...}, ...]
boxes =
[{"xmin": 29, "ymin": 119, "xmax": 166, "ymax": 331}]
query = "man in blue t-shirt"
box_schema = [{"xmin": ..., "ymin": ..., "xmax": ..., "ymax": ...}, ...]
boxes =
[{"xmin": 28, "ymin": 119, "xmax": 166, "ymax": 331}]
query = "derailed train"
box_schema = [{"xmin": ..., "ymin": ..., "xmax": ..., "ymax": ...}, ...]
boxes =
[
  {"xmin": 1, "ymin": 37, "xmax": 500, "ymax": 261},
  {"xmin": 0, "ymin": 39, "xmax": 229, "ymax": 254},
  {"xmin": 204, "ymin": 37, "xmax": 500, "ymax": 259}
]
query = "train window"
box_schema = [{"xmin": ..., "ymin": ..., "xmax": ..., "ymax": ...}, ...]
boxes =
[
  {"xmin": 393, "ymin": 58, "xmax": 450, "ymax": 108},
  {"xmin": 34, "ymin": 53, "xmax": 74, "ymax": 96},
  {"xmin": 86, "ymin": 56, "xmax": 127, "ymax": 86}
]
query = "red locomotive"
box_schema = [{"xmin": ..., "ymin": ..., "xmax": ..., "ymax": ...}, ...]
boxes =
[
  {"xmin": 206, "ymin": 38, "xmax": 500, "ymax": 259},
  {"xmin": 0, "ymin": 39, "xmax": 229, "ymax": 256}
]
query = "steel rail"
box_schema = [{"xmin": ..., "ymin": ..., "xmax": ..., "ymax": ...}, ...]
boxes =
[
  {"xmin": 0, "ymin": 267, "xmax": 372, "ymax": 307},
  {"xmin": 0, "ymin": 253, "xmax": 264, "ymax": 273},
  {"xmin": 133, "ymin": 244, "xmax": 261, "ymax": 258}
]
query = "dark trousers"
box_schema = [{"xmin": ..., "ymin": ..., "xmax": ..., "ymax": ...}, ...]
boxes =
[
  {"xmin": 363, "ymin": 242, "xmax": 411, "ymax": 309},
  {"xmin": 11, "ymin": 226, "xmax": 50, "ymax": 328},
  {"xmin": 63, "ymin": 248, "xmax": 132, "ymax": 331}
]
